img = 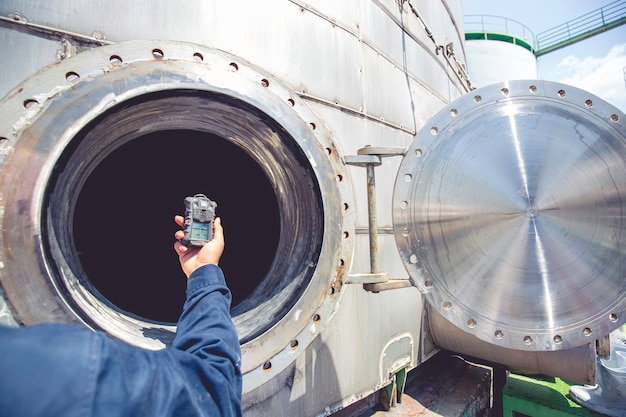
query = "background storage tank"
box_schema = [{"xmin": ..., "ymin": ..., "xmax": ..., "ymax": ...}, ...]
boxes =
[{"xmin": 463, "ymin": 15, "xmax": 538, "ymax": 87}]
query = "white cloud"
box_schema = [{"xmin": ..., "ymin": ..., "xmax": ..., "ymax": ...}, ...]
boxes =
[{"xmin": 552, "ymin": 43, "xmax": 626, "ymax": 112}]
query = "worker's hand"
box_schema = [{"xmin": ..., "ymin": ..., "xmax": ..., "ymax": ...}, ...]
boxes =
[{"xmin": 174, "ymin": 215, "xmax": 224, "ymax": 278}]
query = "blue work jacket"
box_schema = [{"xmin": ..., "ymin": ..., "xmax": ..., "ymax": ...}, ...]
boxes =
[{"xmin": 0, "ymin": 264, "xmax": 242, "ymax": 417}]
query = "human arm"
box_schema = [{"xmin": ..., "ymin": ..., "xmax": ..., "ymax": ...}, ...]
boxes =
[
  {"xmin": 171, "ymin": 215, "xmax": 242, "ymax": 415},
  {"xmin": 95, "ymin": 216, "xmax": 241, "ymax": 416},
  {"xmin": 95, "ymin": 215, "xmax": 241, "ymax": 416},
  {"xmin": 167, "ymin": 264, "xmax": 242, "ymax": 417},
  {"xmin": 0, "ymin": 216, "xmax": 242, "ymax": 417}
]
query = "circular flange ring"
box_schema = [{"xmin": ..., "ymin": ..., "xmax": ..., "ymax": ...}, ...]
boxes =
[
  {"xmin": 0, "ymin": 40, "xmax": 355, "ymax": 391},
  {"xmin": 393, "ymin": 80, "xmax": 626, "ymax": 351}
]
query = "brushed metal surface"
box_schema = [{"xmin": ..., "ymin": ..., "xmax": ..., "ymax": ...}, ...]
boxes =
[{"xmin": 394, "ymin": 80, "xmax": 626, "ymax": 351}]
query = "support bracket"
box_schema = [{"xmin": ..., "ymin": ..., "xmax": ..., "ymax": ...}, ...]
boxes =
[{"xmin": 345, "ymin": 146, "xmax": 410, "ymax": 292}]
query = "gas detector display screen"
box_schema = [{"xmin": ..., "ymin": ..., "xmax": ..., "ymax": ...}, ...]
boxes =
[{"xmin": 191, "ymin": 222, "xmax": 210, "ymax": 240}]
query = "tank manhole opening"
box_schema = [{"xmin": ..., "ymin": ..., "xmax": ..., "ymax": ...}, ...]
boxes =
[
  {"xmin": 44, "ymin": 91, "xmax": 324, "ymax": 345},
  {"xmin": 73, "ymin": 130, "xmax": 280, "ymax": 323}
]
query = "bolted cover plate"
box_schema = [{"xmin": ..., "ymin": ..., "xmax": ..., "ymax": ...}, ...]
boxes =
[{"xmin": 393, "ymin": 80, "xmax": 626, "ymax": 351}]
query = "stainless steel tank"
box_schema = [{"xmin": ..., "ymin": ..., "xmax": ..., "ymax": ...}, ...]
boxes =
[{"xmin": 0, "ymin": 1, "xmax": 624, "ymax": 416}]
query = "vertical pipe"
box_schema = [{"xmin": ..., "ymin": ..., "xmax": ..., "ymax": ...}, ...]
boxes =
[{"xmin": 366, "ymin": 163, "xmax": 379, "ymax": 274}]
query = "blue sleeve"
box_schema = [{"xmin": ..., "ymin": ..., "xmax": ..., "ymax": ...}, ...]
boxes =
[
  {"xmin": 95, "ymin": 264, "xmax": 242, "ymax": 417},
  {"xmin": 0, "ymin": 264, "xmax": 242, "ymax": 417},
  {"xmin": 173, "ymin": 264, "xmax": 241, "ymax": 363},
  {"xmin": 171, "ymin": 264, "xmax": 243, "ymax": 414}
]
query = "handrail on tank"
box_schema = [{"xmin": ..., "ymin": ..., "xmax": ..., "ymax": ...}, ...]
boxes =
[{"xmin": 463, "ymin": 14, "xmax": 536, "ymax": 49}]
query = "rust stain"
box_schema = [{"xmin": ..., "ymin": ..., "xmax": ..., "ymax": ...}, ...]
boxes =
[
  {"xmin": 6, "ymin": 87, "xmax": 24, "ymax": 101},
  {"xmin": 332, "ymin": 262, "xmax": 345, "ymax": 294}
]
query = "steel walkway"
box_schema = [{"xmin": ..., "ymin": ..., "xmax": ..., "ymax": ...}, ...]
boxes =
[
  {"xmin": 535, "ymin": 0, "xmax": 626, "ymax": 57},
  {"xmin": 464, "ymin": 0, "xmax": 626, "ymax": 58}
]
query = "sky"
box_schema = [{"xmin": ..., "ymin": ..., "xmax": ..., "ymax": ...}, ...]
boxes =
[{"xmin": 461, "ymin": 0, "xmax": 626, "ymax": 113}]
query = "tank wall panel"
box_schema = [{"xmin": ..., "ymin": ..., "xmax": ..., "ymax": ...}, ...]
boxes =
[{"xmin": 243, "ymin": 284, "xmax": 424, "ymax": 416}]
